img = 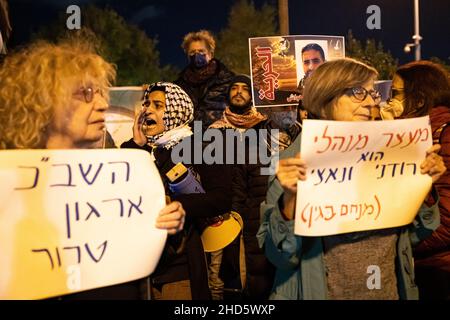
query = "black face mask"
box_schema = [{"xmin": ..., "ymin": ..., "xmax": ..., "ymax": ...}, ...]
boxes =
[{"xmin": 189, "ymin": 53, "xmax": 208, "ymax": 69}]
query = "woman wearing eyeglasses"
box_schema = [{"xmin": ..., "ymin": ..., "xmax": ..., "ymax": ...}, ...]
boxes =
[
  {"xmin": 0, "ymin": 40, "xmax": 186, "ymax": 299},
  {"xmin": 257, "ymin": 58, "xmax": 446, "ymax": 300},
  {"xmin": 386, "ymin": 61, "xmax": 450, "ymax": 300}
]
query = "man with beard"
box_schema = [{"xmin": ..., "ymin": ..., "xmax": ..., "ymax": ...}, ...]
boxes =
[
  {"xmin": 296, "ymin": 43, "xmax": 326, "ymax": 122},
  {"xmin": 297, "ymin": 43, "xmax": 326, "ymax": 94},
  {"xmin": 210, "ymin": 74, "xmax": 266, "ymax": 130},
  {"xmin": 209, "ymin": 75, "xmax": 279, "ymax": 300}
]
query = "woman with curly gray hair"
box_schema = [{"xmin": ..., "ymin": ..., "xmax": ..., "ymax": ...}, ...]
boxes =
[
  {"xmin": 0, "ymin": 40, "xmax": 187, "ymax": 299},
  {"xmin": 0, "ymin": 40, "xmax": 115, "ymax": 149}
]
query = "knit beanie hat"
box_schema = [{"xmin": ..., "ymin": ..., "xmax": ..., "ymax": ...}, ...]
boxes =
[{"xmin": 230, "ymin": 74, "xmax": 251, "ymax": 89}]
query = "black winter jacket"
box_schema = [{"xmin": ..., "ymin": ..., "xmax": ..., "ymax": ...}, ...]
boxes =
[
  {"xmin": 121, "ymin": 136, "xmax": 232, "ymax": 299},
  {"xmin": 229, "ymin": 121, "xmax": 276, "ymax": 299},
  {"xmin": 175, "ymin": 59, "xmax": 234, "ymax": 130},
  {"xmin": 225, "ymin": 120, "xmax": 301, "ymax": 299}
]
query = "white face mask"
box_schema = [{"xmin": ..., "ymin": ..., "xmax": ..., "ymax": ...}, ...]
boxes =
[{"xmin": 380, "ymin": 98, "xmax": 404, "ymax": 120}]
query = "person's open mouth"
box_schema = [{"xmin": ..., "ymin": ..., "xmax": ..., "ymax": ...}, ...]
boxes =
[{"xmin": 145, "ymin": 118, "xmax": 157, "ymax": 126}]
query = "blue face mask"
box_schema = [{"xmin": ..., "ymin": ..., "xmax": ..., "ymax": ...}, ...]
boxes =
[{"xmin": 189, "ymin": 53, "xmax": 208, "ymax": 69}]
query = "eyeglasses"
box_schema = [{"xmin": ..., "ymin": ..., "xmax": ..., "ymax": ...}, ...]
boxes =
[
  {"xmin": 73, "ymin": 87, "xmax": 104, "ymax": 103},
  {"xmin": 389, "ymin": 88, "xmax": 405, "ymax": 100},
  {"xmin": 346, "ymin": 87, "xmax": 382, "ymax": 103}
]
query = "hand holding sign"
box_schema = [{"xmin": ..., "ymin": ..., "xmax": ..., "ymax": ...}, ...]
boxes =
[
  {"xmin": 421, "ymin": 144, "xmax": 446, "ymax": 182},
  {"xmin": 294, "ymin": 116, "xmax": 435, "ymax": 236},
  {"xmin": 276, "ymin": 152, "xmax": 307, "ymax": 220},
  {"xmin": 0, "ymin": 149, "xmax": 167, "ymax": 299},
  {"xmin": 156, "ymin": 201, "xmax": 186, "ymax": 235}
]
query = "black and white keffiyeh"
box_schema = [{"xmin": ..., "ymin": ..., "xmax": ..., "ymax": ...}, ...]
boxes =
[{"xmin": 144, "ymin": 82, "xmax": 194, "ymax": 149}]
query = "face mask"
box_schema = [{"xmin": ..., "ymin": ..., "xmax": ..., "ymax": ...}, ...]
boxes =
[
  {"xmin": 189, "ymin": 53, "xmax": 208, "ymax": 69},
  {"xmin": 380, "ymin": 98, "xmax": 404, "ymax": 120},
  {"xmin": 270, "ymin": 110, "xmax": 297, "ymax": 130}
]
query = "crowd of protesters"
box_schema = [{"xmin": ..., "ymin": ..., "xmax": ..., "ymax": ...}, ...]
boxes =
[{"xmin": 0, "ymin": 26, "xmax": 449, "ymax": 300}]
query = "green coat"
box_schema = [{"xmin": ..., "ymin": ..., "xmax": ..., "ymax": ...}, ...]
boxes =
[{"xmin": 257, "ymin": 134, "xmax": 440, "ymax": 300}]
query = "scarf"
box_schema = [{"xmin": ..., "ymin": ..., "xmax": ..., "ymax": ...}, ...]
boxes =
[
  {"xmin": 144, "ymin": 82, "xmax": 194, "ymax": 149},
  {"xmin": 209, "ymin": 107, "xmax": 267, "ymax": 129},
  {"xmin": 183, "ymin": 59, "xmax": 218, "ymax": 85},
  {"xmin": 150, "ymin": 125, "xmax": 193, "ymax": 150}
]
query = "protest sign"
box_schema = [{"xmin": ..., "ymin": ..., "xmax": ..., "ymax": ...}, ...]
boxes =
[
  {"xmin": 295, "ymin": 116, "xmax": 432, "ymax": 236},
  {"xmin": 249, "ymin": 35, "xmax": 345, "ymax": 107},
  {"xmin": 0, "ymin": 149, "xmax": 166, "ymax": 299}
]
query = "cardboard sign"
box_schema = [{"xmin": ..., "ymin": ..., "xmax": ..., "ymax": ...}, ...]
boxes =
[
  {"xmin": 0, "ymin": 149, "xmax": 167, "ymax": 299},
  {"xmin": 295, "ymin": 117, "xmax": 432, "ymax": 236},
  {"xmin": 249, "ymin": 35, "xmax": 345, "ymax": 107}
]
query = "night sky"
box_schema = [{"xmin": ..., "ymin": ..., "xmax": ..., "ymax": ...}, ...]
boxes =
[{"xmin": 8, "ymin": 0, "xmax": 450, "ymax": 69}]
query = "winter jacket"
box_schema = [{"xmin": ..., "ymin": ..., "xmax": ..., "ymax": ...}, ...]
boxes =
[
  {"xmin": 414, "ymin": 105, "xmax": 450, "ymax": 272},
  {"xmin": 121, "ymin": 136, "xmax": 232, "ymax": 299},
  {"xmin": 257, "ymin": 133, "xmax": 441, "ymax": 300},
  {"xmin": 230, "ymin": 121, "xmax": 277, "ymax": 299},
  {"xmin": 222, "ymin": 120, "xmax": 300, "ymax": 299}
]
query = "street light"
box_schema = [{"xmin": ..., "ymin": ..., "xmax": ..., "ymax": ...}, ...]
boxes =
[
  {"xmin": 404, "ymin": 43, "xmax": 414, "ymax": 53},
  {"xmin": 404, "ymin": 0, "xmax": 422, "ymax": 60}
]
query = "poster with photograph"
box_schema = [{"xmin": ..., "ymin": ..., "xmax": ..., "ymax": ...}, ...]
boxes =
[
  {"xmin": 106, "ymin": 87, "xmax": 144, "ymax": 148},
  {"xmin": 249, "ymin": 35, "xmax": 345, "ymax": 108}
]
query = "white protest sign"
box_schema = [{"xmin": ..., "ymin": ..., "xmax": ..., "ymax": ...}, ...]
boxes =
[
  {"xmin": 295, "ymin": 116, "xmax": 432, "ymax": 236},
  {"xmin": 0, "ymin": 149, "xmax": 167, "ymax": 299}
]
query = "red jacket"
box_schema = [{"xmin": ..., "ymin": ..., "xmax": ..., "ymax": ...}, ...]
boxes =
[{"xmin": 414, "ymin": 105, "xmax": 450, "ymax": 272}]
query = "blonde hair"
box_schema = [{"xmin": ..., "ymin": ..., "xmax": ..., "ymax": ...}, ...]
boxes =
[
  {"xmin": 0, "ymin": 39, "xmax": 116, "ymax": 149},
  {"xmin": 303, "ymin": 58, "xmax": 378, "ymax": 119},
  {"xmin": 181, "ymin": 30, "xmax": 216, "ymax": 55}
]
